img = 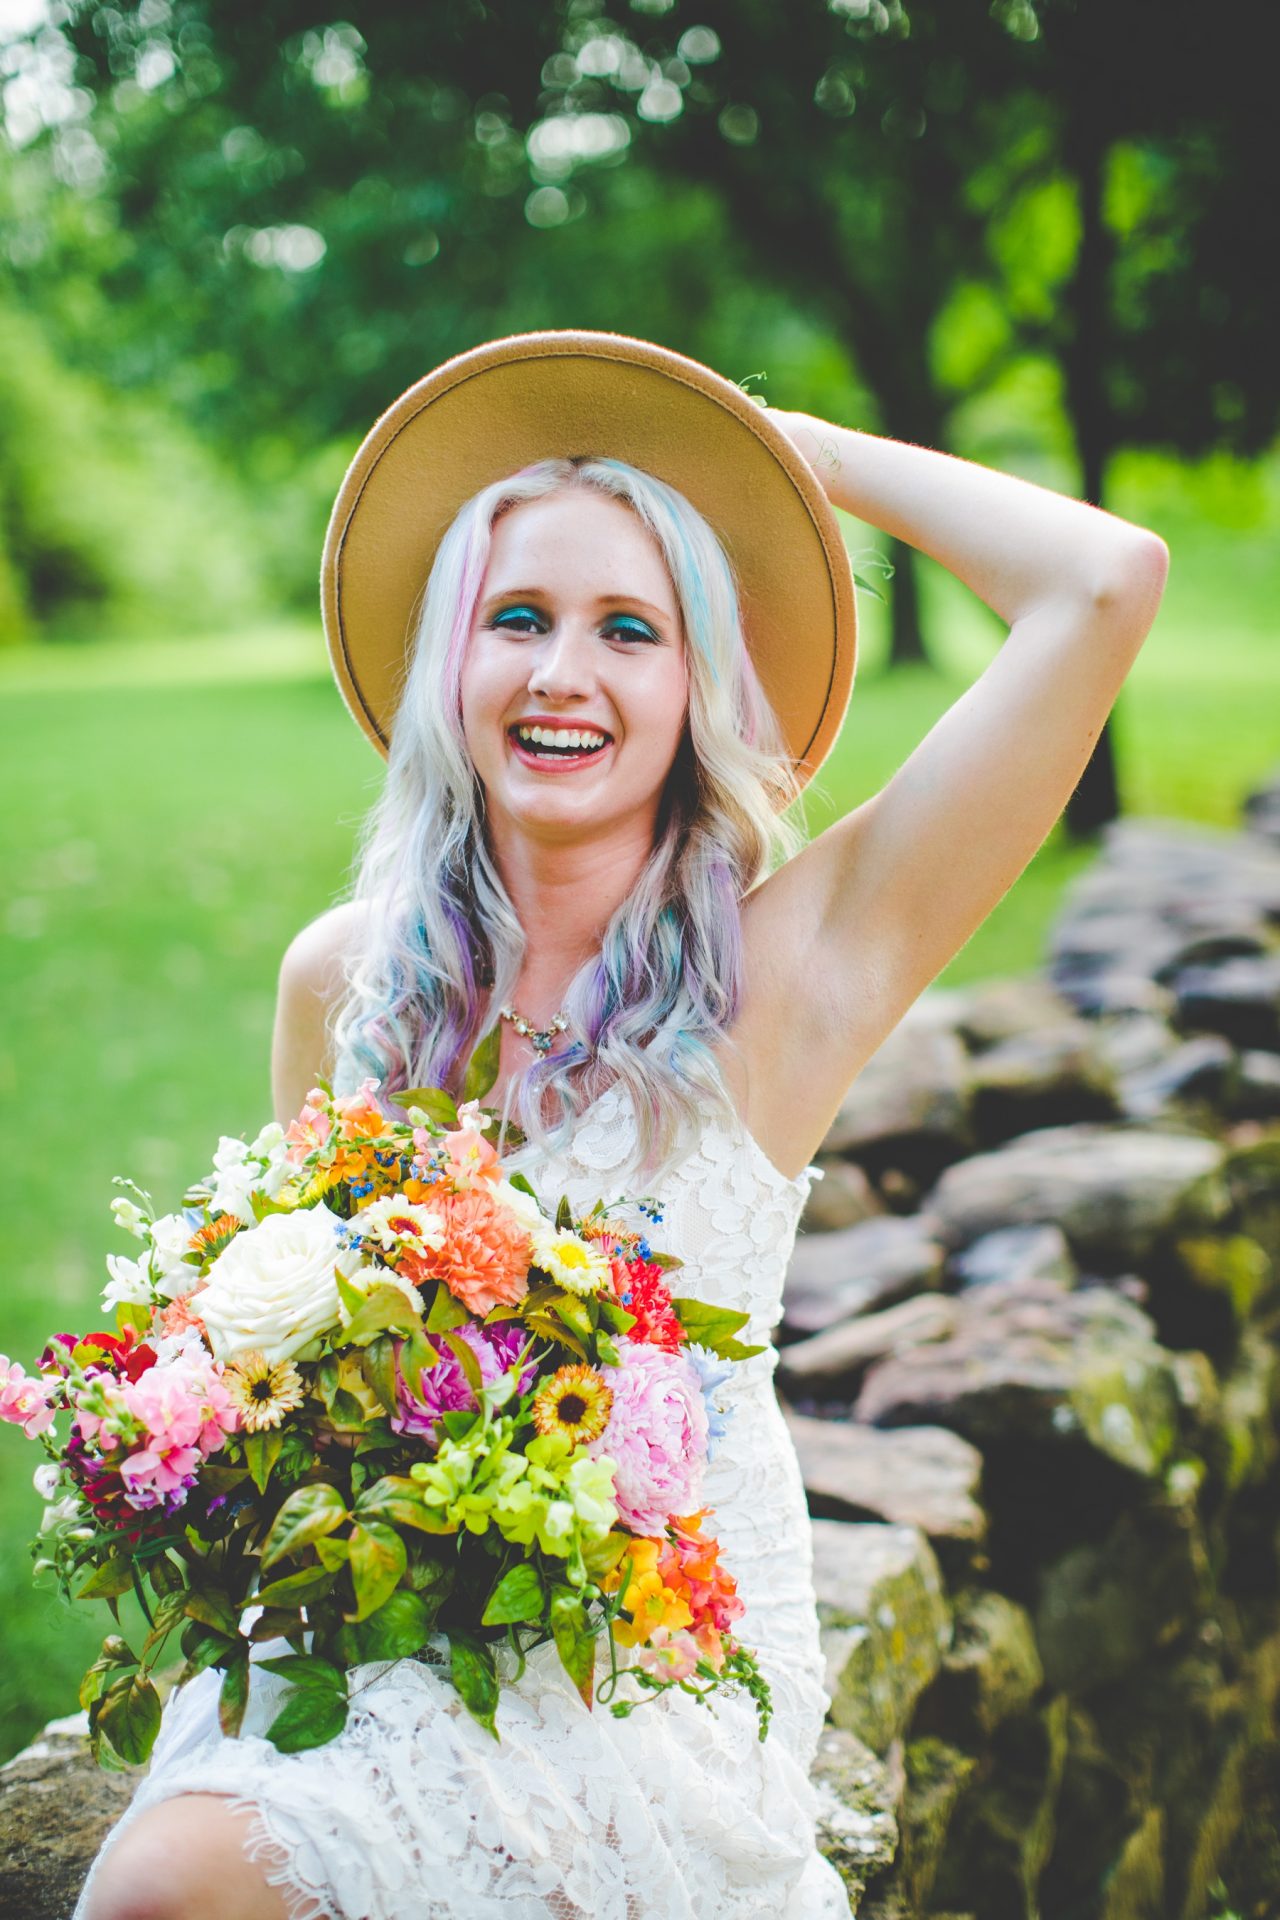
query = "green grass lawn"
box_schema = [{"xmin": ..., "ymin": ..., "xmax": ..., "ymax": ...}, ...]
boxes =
[{"xmin": 2, "ymin": 454, "xmax": 1278, "ymax": 1760}]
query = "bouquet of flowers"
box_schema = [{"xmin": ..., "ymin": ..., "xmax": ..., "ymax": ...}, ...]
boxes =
[{"xmin": 0, "ymin": 1051, "xmax": 770, "ymax": 1770}]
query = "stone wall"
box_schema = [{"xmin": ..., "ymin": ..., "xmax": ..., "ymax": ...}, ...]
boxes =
[
  {"xmin": 5, "ymin": 773, "xmax": 1280, "ymax": 1919},
  {"xmin": 793, "ymin": 770, "xmax": 1280, "ymax": 1919}
]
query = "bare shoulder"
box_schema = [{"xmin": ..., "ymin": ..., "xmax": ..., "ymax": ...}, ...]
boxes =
[
  {"xmin": 279, "ymin": 898, "xmax": 369, "ymax": 994},
  {"xmin": 271, "ymin": 900, "xmax": 370, "ymax": 1123}
]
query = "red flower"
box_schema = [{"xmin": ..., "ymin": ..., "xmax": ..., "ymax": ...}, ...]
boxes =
[{"xmin": 613, "ymin": 1259, "xmax": 684, "ymax": 1351}]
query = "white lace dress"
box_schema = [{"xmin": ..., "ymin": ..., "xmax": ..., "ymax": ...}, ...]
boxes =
[{"xmin": 74, "ymin": 1087, "xmax": 852, "ymax": 1920}]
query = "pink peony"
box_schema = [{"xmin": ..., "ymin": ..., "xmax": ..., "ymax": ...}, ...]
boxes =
[
  {"xmin": 0, "ymin": 1356, "xmax": 55, "ymax": 1439},
  {"xmin": 590, "ymin": 1340, "xmax": 709, "ymax": 1535}
]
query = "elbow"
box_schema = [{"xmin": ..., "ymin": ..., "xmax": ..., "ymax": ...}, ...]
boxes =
[{"xmin": 1090, "ymin": 528, "xmax": 1170, "ymax": 628}]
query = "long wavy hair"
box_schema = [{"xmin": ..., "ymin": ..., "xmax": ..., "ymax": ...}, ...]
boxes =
[{"xmin": 328, "ymin": 454, "xmax": 803, "ymax": 1172}]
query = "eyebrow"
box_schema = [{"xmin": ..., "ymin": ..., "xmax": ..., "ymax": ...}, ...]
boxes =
[{"xmin": 480, "ymin": 588, "xmax": 672, "ymax": 623}]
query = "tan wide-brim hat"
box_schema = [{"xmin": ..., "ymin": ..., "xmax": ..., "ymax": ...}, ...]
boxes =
[{"xmin": 320, "ymin": 328, "xmax": 857, "ymax": 788}]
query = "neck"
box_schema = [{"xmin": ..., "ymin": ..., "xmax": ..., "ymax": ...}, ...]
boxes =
[{"xmin": 487, "ymin": 813, "xmax": 658, "ymax": 1013}]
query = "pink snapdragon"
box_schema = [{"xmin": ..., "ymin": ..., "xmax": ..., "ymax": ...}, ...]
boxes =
[
  {"xmin": 590, "ymin": 1341, "xmax": 709, "ymax": 1535},
  {"xmin": 284, "ymin": 1088, "xmax": 334, "ymax": 1165},
  {"xmin": 0, "ymin": 1356, "xmax": 56, "ymax": 1439},
  {"xmin": 77, "ymin": 1352, "xmax": 240, "ymax": 1514}
]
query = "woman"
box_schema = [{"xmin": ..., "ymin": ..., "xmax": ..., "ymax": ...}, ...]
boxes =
[{"xmin": 78, "ymin": 331, "xmax": 1168, "ymax": 1920}]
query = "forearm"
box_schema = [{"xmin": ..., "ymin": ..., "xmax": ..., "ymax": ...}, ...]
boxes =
[{"xmin": 775, "ymin": 411, "xmax": 1167, "ymax": 629}]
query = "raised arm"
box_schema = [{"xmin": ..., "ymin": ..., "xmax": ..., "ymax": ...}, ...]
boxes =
[{"xmin": 737, "ymin": 412, "xmax": 1169, "ymax": 1171}]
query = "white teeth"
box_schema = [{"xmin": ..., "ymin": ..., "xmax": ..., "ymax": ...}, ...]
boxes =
[{"xmin": 515, "ymin": 725, "xmax": 608, "ymax": 752}]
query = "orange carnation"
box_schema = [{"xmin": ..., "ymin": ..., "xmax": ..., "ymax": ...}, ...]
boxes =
[{"xmin": 413, "ymin": 1186, "xmax": 532, "ymax": 1316}]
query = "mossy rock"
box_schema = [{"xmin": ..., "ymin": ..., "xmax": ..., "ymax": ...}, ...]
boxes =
[
  {"xmin": 914, "ymin": 1588, "xmax": 1044, "ymax": 1746},
  {"xmin": 929, "ymin": 1693, "xmax": 1070, "ymax": 1920},
  {"xmin": 813, "ymin": 1520, "xmax": 952, "ymax": 1754},
  {"xmin": 896, "ymin": 1735, "xmax": 979, "ymax": 1915}
]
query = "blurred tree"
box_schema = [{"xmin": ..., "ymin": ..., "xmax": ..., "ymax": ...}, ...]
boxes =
[{"xmin": 3, "ymin": 0, "xmax": 1276, "ymax": 826}]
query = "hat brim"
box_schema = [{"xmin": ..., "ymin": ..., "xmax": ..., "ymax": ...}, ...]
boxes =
[{"xmin": 321, "ymin": 328, "xmax": 856, "ymax": 788}]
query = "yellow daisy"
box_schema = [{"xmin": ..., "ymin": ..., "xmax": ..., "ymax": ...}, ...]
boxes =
[
  {"xmin": 531, "ymin": 1225, "xmax": 612, "ymax": 1297},
  {"xmin": 531, "ymin": 1364, "xmax": 614, "ymax": 1444},
  {"xmin": 223, "ymin": 1350, "xmax": 305, "ymax": 1432}
]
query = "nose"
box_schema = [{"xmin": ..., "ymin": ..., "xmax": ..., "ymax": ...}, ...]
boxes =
[{"xmin": 526, "ymin": 622, "xmax": 596, "ymax": 703}]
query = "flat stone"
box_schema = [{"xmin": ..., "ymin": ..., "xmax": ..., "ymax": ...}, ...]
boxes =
[
  {"xmin": 951, "ymin": 975, "xmax": 1081, "ymax": 1051},
  {"xmin": 802, "ymin": 1156, "xmax": 884, "ymax": 1234},
  {"xmin": 0, "ymin": 1718, "xmax": 134, "ymax": 1920},
  {"xmin": 778, "ymin": 1293, "xmax": 960, "ymax": 1400},
  {"xmin": 785, "ymin": 1410, "xmax": 987, "ymax": 1553},
  {"xmin": 1173, "ymin": 953, "xmax": 1280, "ymax": 1051},
  {"xmin": 948, "ymin": 1223, "xmax": 1077, "ymax": 1294},
  {"xmin": 822, "ymin": 1023, "xmax": 973, "ymax": 1169},
  {"xmin": 811, "ymin": 1724, "xmax": 901, "ymax": 1899},
  {"xmin": 783, "ymin": 1214, "xmax": 948, "ymax": 1336},
  {"xmin": 1225, "ymin": 1050, "xmax": 1280, "ymax": 1121},
  {"xmin": 1116, "ymin": 1035, "xmax": 1238, "ymax": 1123},
  {"xmin": 967, "ymin": 1021, "xmax": 1120, "ymax": 1144},
  {"xmin": 810, "ymin": 1519, "xmax": 952, "ymax": 1754},
  {"xmin": 853, "ymin": 1277, "xmax": 1183, "ymax": 1482},
  {"xmin": 923, "ymin": 1122, "xmax": 1229, "ymax": 1270}
]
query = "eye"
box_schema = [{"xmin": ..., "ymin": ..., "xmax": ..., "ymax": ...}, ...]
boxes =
[
  {"xmin": 489, "ymin": 607, "xmax": 543, "ymax": 634},
  {"xmin": 604, "ymin": 617, "xmax": 660, "ymax": 644}
]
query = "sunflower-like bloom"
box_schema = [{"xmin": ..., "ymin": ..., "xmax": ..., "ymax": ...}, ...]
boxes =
[
  {"xmin": 531, "ymin": 1363, "xmax": 614, "ymax": 1445},
  {"xmin": 222, "ymin": 1349, "xmax": 305, "ymax": 1432}
]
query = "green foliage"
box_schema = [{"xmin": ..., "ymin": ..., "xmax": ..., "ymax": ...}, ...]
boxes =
[{"xmin": 0, "ymin": 300, "xmax": 268, "ymax": 646}]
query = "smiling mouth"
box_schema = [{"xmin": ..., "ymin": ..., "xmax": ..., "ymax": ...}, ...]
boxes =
[{"xmin": 508, "ymin": 723, "xmax": 613, "ymax": 764}]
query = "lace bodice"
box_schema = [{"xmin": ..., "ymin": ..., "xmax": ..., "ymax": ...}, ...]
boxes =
[{"xmin": 74, "ymin": 1088, "xmax": 852, "ymax": 1920}]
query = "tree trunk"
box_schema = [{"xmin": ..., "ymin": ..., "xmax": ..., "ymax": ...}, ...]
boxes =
[
  {"xmin": 886, "ymin": 536, "xmax": 926, "ymax": 667},
  {"xmin": 1060, "ymin": 89, "xmax": 1121, "ymax": 838}
]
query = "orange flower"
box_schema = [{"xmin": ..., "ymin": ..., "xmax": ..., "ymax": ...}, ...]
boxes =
[
  {"xmin": 187, "ymin": 1213, "xmax": 239, "ymax": 1263},
  {"xmin": 411, "ymin": 1186, "xmax": 531, "ymax": 1316},
  {"xmin": 604, "ymin": 1537, "xmax": 694, "ymax": 1647}
]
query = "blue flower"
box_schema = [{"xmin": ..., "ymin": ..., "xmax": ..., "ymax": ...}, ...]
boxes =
[{"xmin": 687, "ymin": 1344, "xmax": 735, "ymax": 1460}]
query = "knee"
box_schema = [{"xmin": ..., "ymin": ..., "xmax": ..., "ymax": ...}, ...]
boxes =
[{"xmin": 81, "ymin": 1794, "xmax": 291, "ymax": 1920}]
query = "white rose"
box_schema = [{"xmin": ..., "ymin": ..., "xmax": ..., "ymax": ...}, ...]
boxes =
[{"xmin": 198, "ymin": 1203, "xmax": 359, "ymax": 1364}]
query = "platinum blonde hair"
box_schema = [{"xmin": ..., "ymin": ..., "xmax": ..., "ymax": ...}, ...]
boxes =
[{"xmin": 328, "ymin": 456, "xmax": 802, "ymax": 1173}]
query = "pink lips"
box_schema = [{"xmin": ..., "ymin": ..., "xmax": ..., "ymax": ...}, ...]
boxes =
[{"xmin": 506, "ymin": 720, "xmax": 613, "ymax": 774}]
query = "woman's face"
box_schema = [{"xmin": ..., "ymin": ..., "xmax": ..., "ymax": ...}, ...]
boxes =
[{"xmin": 460, "ymin": 488, "xmax": 690, "ymax": 847}]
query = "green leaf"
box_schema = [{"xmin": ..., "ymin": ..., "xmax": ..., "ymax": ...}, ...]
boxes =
[
  {"xmin": 441, "ymin": 1329, "xmax": 484, "ymax": 1397},
  {"xmin": 595, "ymin": 1331, "xmax": 621, "ymax": 1368},
  {"xmin": 425, "ymin": 1285, "xmax": 470, "ymax": 1335},
  {"xmin": 243, "ymin": 1428, "xmax": 285, "ymax": 1494},
  {"xmin": 461, "ymin": 1026, "xmax": 501, "ymax": 1104},
  {"xmin": 96, "ymin": 1672, "xmax": 162, "ymax": 1766},
  {"xmin": 335, "ymin": 1264, "xmax": 370, "ymax": 1320},
  {"xmin": 248, "ymin": 1607, "xmax": 306, "ymax": 1643},
  {"xmin": 481, "ymin": 1563, "xmax": 545, "ymax": 1628},
  {"xmin": 266, "ymin": 1684, "xmax": 349, "ymax": 1753},
  {"xmin": 555, "ymin": 1194, "xmax": 574, "ymax": 1232},
  {"xmin": 505, "ymin": 1172, "xmax": 538, "ymax": 1201},
  {"xmin": 147, "ymin": 1553, "xmax": 185, "ymax": 1597},
  {"xmin": 341, "ymin": 1282, "xmax": 424, "ymax": 1349},
  {"xmin": 198, "ymin": 1464, "xmax": 251, "ymax": 1497},
  {"xmin": 597, "ymin": 1297, "xmax": 637, "ymax": 1338},
  {"xmin": 355, "ymin": 1475, "xmax": 442, "ymax": 1533},
  {"xmin": 183, "ymin": 1587, "xmax": 240, "ymax": 1637},
  {"xmin": 669, "ymin": 1298, "xmax": 764, "ymax": 1359},
  {"xmin": 315, "ymin": 1535, "xmax": 351, "ymax": 1572},
  {"xmin": 179, "ymin": 1620, "xmax": 235, "ymax": 1675},
  {"xmin": 362, "ymin": 1334, "xmax": 401, "ymax": 1416},
  {"xmin": 398, "ymin": 1324, "xmax": 439, "ymax": 1400},
  {"xmin": 400, "ymin": 1086, "xmax": 459, "ymax": 1130},
  {"xmin": 219, "ymin": 1651, "xmax": 250, "ymax": 1738},
  {"xmin": 342, "ymin": 1590, "xmax": 432, "ymax": 1662},
  {"xmin": 347, "ymin": 1521, "xmax": 407, "ymax": 1622},
  {"xmin": 254, "ymin": 1566, "xmax": 338, "ymax": 1608},
  {"xmin": 449, "ymin": 1630, "xmax": 499, "ymax": 1738},
  {"xmin": 256, "ymin": 1653, "xmax": 345, "ymax": 1693},
  {"xmin": 550, "ymin": 1586, "xmax": 596, "ymax": 1707},
  {"xmin": 260, "ymin": 1483, "xmax": 349, "ymax": 1572},
  {"xmin": 76, "ymin": 1555, "xmax": 135, "ymax": 1601},
  {"xmin": 79, "ymin": 1644, "xmax": 137, "ymax": 1712}
]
